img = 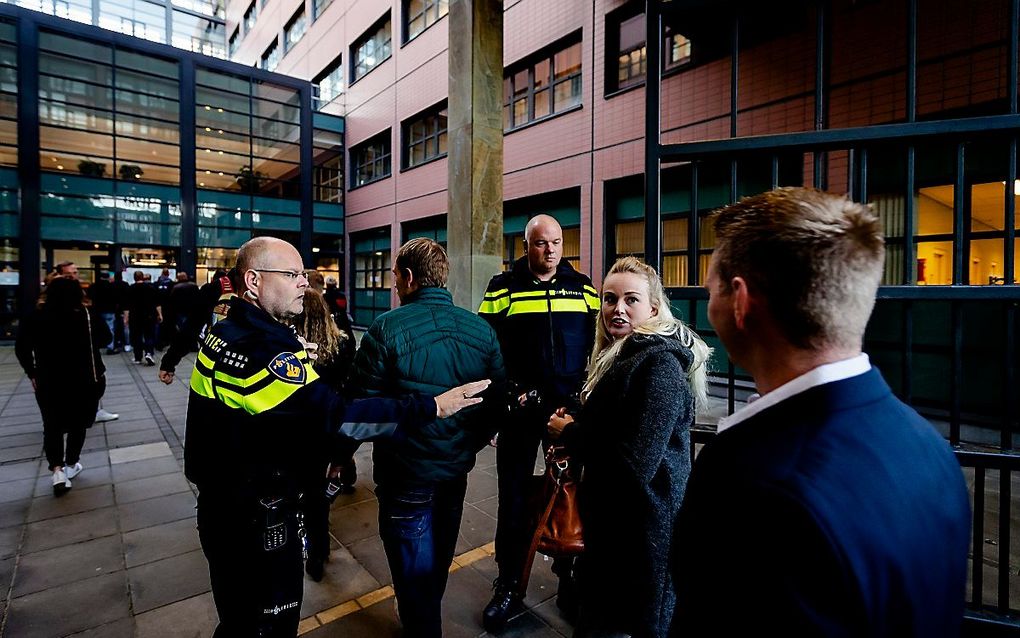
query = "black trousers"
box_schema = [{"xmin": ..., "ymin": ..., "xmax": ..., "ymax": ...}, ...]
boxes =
[
  {"xmin": 36, "ymin": 379, "xmax": 101, "ymax": 471},
  {"xmin": 129, "ymin": 317, "xmax": 155, "ymax": 359},
  {"xmin": 494, "ymin": 411, "xmax": 574, "ymax": 590},
  {"xmin": 197, "ymin": 492, "xmax": 304, "ymax": 638}
]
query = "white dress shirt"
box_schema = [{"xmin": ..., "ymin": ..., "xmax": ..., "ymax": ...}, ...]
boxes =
[{"xmin": 717, "ymin": 354, "xmax": 872, "ymax": 433}]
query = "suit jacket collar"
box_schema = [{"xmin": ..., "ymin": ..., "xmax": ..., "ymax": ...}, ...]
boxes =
[{"xmin": 721, "ymin": 363, "xmax": 891, "ymax": 436}]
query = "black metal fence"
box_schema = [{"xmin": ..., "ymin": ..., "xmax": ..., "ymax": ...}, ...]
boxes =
[{"xmin": 645, "ymin": 0, "xmax": 1020, "ymax": 629}]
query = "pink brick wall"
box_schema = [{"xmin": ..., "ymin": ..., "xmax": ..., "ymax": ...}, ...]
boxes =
[{"xmin": 222, "ymin": 0, "xmax": 1014, "ymax": 293}]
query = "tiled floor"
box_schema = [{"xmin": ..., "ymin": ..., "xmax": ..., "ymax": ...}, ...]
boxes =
[{"xmin": 0, "ymin": 346, "xmax": 571, "ymax": 637}]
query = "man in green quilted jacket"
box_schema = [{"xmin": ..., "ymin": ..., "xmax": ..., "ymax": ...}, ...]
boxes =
[{"xmin": 349, "ymin": 238, "xmax": 506, "ymax": 638}]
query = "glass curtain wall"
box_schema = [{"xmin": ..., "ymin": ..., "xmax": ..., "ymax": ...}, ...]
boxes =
[
  {"xmin": 312, "ymin": 112, "xmax": 344, "ymax": 283},
  {"xmin": 3, "ymin": 0, "xmax": 226, "ymax": 58},
  {"xmin": 37, "ymin": 31, "xmax": 182, "ymax": 249},
  {"xmin": 194, "ymin": 68, "xmax": 302, "ymax": 271},
  {"xmin": 0, "ymin": 18, "xmax": 15, "ymax": 337}
]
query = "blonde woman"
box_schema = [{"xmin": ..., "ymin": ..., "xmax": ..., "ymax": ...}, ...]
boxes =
[{"xmin": 547, "ymin": 256, "xmax": 711, "ymax": 638}]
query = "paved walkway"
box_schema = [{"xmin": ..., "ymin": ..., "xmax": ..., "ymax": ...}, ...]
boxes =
[{"xmin": 0, "ymin": 346, "xmax": 571, "ymax": 638}]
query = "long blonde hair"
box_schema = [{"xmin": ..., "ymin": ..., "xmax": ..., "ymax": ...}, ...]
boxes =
[
  {"xmin": 582, "ymin": 256, "xmax": 712, "ymax": 406},
  {"xmin": 294, "ymin": 288, "xmax": 348, "ymax": 366}
]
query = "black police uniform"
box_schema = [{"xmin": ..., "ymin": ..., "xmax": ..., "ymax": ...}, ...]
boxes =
[
  {"xmin": 185, "ymin": 298, "xmax": 436, "ymax": 637},
  {"xmin": 478, "ymin": 257, "xmax": 599, "ymax": 589}
]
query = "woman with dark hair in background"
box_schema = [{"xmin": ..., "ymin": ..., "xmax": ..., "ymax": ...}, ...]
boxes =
[
  {"xmin": 17, "ymin": 277, "xmax": 112, "ymax": 496},
  {"xmin": 547, "ymin": 257, "xmax": 712, "ymax": 637},
  {"xmin": 292, "ymin": 287, "xmax": 357, "ymax": 581}
]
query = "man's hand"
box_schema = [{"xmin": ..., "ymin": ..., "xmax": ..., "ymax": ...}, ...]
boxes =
[
  {"xmin": 296, "ymin": 335, "xmax": 319, "ymax": 361},
  {"xmin": 547, "ymin": 407, "xmax": 574, "ymax": 440},
  {"xmin": 158, "ymin": 370, "xmax": 175, "ymax": 385},
  {"xmin": 435, "ymin": 379, "xmax": 491, "ymax": 418}
]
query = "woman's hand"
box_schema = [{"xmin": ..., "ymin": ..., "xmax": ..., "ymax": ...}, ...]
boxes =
[
  {"xmin": 435, "ymin": 379, "xmax": 491, "ymax": 418},
  {"xmin": 547, "ymin": 407, "xmax": 574, "ymax": 440}
]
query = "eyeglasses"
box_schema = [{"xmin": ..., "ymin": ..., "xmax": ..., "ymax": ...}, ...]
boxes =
[{"xmin": 253, "ymin": 268, "xmax": 309, "ymax": 281}]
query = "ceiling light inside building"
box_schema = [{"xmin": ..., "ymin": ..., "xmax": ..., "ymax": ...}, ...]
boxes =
[
  {"xmin": 57, "ymin": 165, "xmax": 63, "ymax": 170},
  {"xmin": 312, "ymin": 247, "xmax": 320, "ymax": 253}
]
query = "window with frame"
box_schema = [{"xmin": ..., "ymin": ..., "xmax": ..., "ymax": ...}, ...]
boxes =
[
  {"xmin": 350, "ymin": 130, "xmax": 391, "ymax": 188},
  {"xmin": 284, "ymin": 6, "xmax": 306, "ymax": 51},
  {"xmin": 404, "ymin": 0, "xmax": 447, "ymax": 42},
  {"xmin": 228, "ymin": 27, "xmax": 239, "ymax": 57},
  {"xmin": 503, "ymin": 37, "xmax": 582, "ymax": 132},
  {"xmin": 402, "ymin": 103, "xmax": 447, "ymax": 169},
  {"xmin": 607, "ymin": 5, "xmax": 693, "ymax": 93},
  {"xmin": 351, "ymin": 14, "xmax": 391, "ymax": 82},
  {"xmin": 260, "ymin": 38, "xmax": 279, "ymax": 71},
  {"xmin": 242, "ymin": 1, "xmax": 256, "ymax": 33},
  {"xmin": 351, "ymin": 228, "xmax": 392, "ymax": 326},
  {"xmin": 312, "ymin": 0, "xmax": 332, "ymax": 19},
  {"xmin": 313, "ymin": 55, "xmax": 342, "ymax": 109}
]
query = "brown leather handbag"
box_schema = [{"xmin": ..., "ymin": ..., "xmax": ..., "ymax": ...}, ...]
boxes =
[{"xmin": 519, "ymin": 445, "xmax": 584, "ymax": 589}]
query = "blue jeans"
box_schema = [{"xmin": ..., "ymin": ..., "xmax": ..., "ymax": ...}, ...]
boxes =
[
  {"xmin": 377, "ymin": 476, "xmax": 468, "ymax": 638},
  {"xmin": 100, "ymin": 312, "xmax": 115, "ymax": 350}
]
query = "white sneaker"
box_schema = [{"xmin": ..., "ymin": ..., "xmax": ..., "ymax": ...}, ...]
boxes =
[
  {"xmin": 124, "ymin": 345, "xmax": 133, "ymax": 352},
  {"xmin": 95, "ymin": 408, "xmax": 119, "ymax": 423},
  {"xmin": 144, "ymin": 354, "xmax": 155, "ymax": 366},
  {"xmin": 64, "ymin": 462, "xmax": 83, "ymax": 480},
  {"xmin": 52, "ymin": 469, "xmax": 71, "ymax": 496}
]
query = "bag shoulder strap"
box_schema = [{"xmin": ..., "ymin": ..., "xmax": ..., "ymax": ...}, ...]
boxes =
[{"xmin": 84, "ymin": 307, "xmax": 98, "ymax": 384}]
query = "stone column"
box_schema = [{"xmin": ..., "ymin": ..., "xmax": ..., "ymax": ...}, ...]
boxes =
[{"xmin": 447, "ymin": 0, "xmax": 503, "ymax": 310}]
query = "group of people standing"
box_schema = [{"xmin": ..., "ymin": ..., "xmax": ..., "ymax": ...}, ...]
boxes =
[{"xmin": 19, "ymin": 186, "xmax": 972, "ymax": 637}]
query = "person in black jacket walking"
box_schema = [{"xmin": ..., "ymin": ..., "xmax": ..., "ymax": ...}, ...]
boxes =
[
  {"xmin": 126, "ymin": 270, "xmax": 160, "ymax": 365},
  {"xmin": 547, "ymin": 257, "xmax": 711, "ymax": 637},
  {"xmin": 350, "ymin": 238, "xmax": 506, "ymax": 638},
  {"xmin": 477, "ymin": 215, "xmax": 599, "ymax": 629},
  {"xmin": 16, "ymin": 277, "xmax": 112, "ymax": 496}
]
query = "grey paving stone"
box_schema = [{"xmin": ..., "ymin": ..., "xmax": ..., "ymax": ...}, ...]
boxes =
[
  {"xmin": 13, "ymin": 534, "xmax": 123, "ymax": 597},
  {"xmin": 0, "ymin": 443, "xmax": 42, "ymax": 463},
  {"xmin": 105, "ymin": 418, "xmax": 161, "ymax": 433},
  {"xmin": 0, "ymin": 477, "xmax": 36, "ymax": 504},
  {"xmin": 0, "ymin": 432, "xmax": 44, "ymax": 448},
  {"xmin": 347, "ymin": 534, "xmax": 393, "ymax": 586},
  {"xmin": 106, "ymin": 429, "xmax": 166, "ymax": 449},
  {"xmin": 466, "ymin": 467, "xmax": 498, "ymax": 504},
  {"xmin": 0, "ymin": 461, "xmax": 39, "ymax": 484},
  {"xmin": 36, "ymin": 450, "xmax": 110, "ymax": 477},
  {"xmin": 474, "ymin": 494, "xmax": 499, "ymax": 519},
  {"xmin": 0, "ymin": 525, "xmax": 21, "ymax": 559},
  {"xmin": 123, "ymin": 517, "xmax": 200, "ymax": 568},
  {"xmin": 0, "ymin": 423, "xmax": 45, "ymax": 436},
  {"xmin": 67, "ymin": 617, "xmax": 135, "ymax": 638},
  {"xmin": 114, "ymin": 471, "xmax": 190, "ymax": 505},
  {"xmin": 33, "ymin": 462, "xmax": 113, "ymax": 497},
  {"xmin": 134, "ymin": 592, "xmax": 218, "ymax": 638},
  {"xmin": 27, "ymin": 484, "xmax": 116, "ymax": 522},
  {"xmin": 0, "ymin": 555, "xmax": 13, "ymax": 591},
  {"xmin": 455, "ymin": 503, "xmax": 497, "ymax": 555},
  {"xmin": 118, "ymin": 490, "xmax": 196, "ymax": 532},
  {"xmin": 301, "ymin": 593, "xmax": 401, "ymax": 638},
  {"xmin": 22, "ymin": 506, "xmax": 119, "ymax": 554},
  {"xmin": 485, "ymin": 610, "xmax": 565, "ymax": 638},
  {"xmin": 4, "ymin": 570, "xmax": 130, "ymax": 638},
  {"xmin": 435, "ymin": 564, "xmax": 501, "ymax": 638},
  {"xmin": 111, "ymin": 454, "xmax": 182, "ymax": 483},
  {"xmin": 109, "ymin": 442, "xmax": 172, "ymax": 465},
  {"xmin": 301, "ymin": 543, "xmax": 382, "ymax": 617},
  {"xmin": 0, "ymin": 498, "xmax": 31, "ymax": 529},
  {"xmin": 476, "ymin": 445, "xmax": 497, "ymax": 470},
  {"xmin": 127, "ymin": 548, "xmax": 210, "ymax": 614},
  {"xmin": 328, "ymin": 498, "xmax": 379, "ymax": 545},
  {"xmin": 530, "ymin": 597, "xmax": 575, "ymax": 637}
]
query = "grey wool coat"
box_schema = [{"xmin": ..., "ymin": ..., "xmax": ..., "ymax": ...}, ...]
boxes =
[{"xmin": 563, "ymin": 332, "xmax": 695, "ymax": 638}]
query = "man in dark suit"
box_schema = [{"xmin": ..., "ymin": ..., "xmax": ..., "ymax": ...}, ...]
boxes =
[{"xmin": 672, "ymin": 187, "xmax": 970, "ymax": 636}]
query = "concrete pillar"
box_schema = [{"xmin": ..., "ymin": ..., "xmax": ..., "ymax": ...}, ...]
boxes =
[{"xmin": 447, "ymin": 0, "xmax": 503, "ymax": 311}]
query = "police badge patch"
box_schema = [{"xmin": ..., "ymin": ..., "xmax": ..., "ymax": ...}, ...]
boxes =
[{"xmin": 268, "ymin": 352, "xmax": 306, "ymax": 384}]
